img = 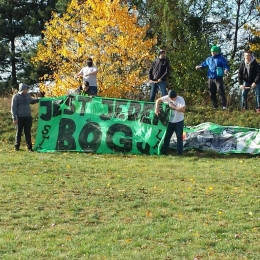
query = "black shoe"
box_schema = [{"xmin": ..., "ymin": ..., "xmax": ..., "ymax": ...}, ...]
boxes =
[
  {"xmin": 28, "ymin": 148, "xmax": 33, "ymax": 152},
  {"xmin": 14, "ymin": 145, "xmax": 19, "ymax": 151}
]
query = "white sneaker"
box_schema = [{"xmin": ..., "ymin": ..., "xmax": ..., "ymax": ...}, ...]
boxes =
[{"xmin": 222, "ymin": 106, "xmax": 226, "ymax": 110}]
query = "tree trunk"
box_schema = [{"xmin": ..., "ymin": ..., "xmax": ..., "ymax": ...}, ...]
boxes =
[
  {"xmin": 231, "ymin": 1, "xmax": 241, "ymax": 60},
  {"xmin": 7, "ymin": 11, "xmax": 17, "ymax": 87}
]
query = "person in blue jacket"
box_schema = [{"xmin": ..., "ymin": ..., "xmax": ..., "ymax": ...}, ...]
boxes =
[{"xmin": 196, "ymin": 46, "xmax": 230, "ymax": 110}]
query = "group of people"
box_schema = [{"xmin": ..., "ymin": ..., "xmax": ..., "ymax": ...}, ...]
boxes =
[
  {"xmin": 11, "ymin": 46, "xmax": 260, "ymax": 155},
  {"xmin": 150, "ymin": 46, "xmax": 260, "ymax": 156},
  {"xmin": 150, "ymin": 46, "xmax": 260, "ymax": 112},
  {"xmin": 11, "ymin": 57, "xmax": 99, "ymax": 152}
]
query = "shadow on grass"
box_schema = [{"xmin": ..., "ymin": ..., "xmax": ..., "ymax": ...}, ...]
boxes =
[{"xmin": 167, "ymin": 148, "xmax": 259, "ymax": 159}]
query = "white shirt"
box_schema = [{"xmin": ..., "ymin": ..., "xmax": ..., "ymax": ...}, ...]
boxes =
[
  {"xmin": 161, "ymin": 95, "xmax": 185, "ymax": 123},
  {"xmin": 79, "ymin": 66, "xmax": 98, "ymax": 86}
]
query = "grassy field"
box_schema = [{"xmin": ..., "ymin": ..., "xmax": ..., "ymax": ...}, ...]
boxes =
[{"xmin": 0, "ymin": 96, "xmax": 260, "ymax": 259}]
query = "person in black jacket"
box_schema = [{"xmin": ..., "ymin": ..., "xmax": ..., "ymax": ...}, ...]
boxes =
[
  {"xmin": 238, "ymin": 51, "xmax": 260, "ymax": 112},
  {"xmin": 148, "ymin": 49, "xmax": 170, "ymax": 102}
]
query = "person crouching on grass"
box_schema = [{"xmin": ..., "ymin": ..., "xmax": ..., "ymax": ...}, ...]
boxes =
[
  {"xmin": 72, "ymin": 80, "xmax": 95, "ymax": 97},
  {"xmin": 74, "ymin": 80, "xmax": 88, "ymax": 95},
  {"xmin": 155, "ymin": 89, "xmax": 186, "ymax": 155}
]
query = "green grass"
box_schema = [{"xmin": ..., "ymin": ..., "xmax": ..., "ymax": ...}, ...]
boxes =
[
  {"xmin": 1, "ymin": 143, "xmax": 260, "ymax": 259},
  {"xmin": 1, "ymin": 97, "xmax": 260, "ymax": 259}
]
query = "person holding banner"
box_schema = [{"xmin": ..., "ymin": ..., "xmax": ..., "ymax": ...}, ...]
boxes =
[
  {"xmin": 11, "ymin": 83, "xmax": 40, "ymax": 151},
  {"xmin": 73, "ymin": 80, "xmax": 95, "ymax": 96},
  {"xmin": 195, "ymin": 46, "xmax": 229, "ymax": 110},
  {"xmin": 238, "ymin": 50, "xmax": 260, "ymax": 112},
  {"xmin": 75, "ymin": 57, "xmax": 98, "ymax": 95},
  {"xmin": 148, "ymin": 49, "xmax": 170, "ymax": 102},
  {"xmin": 155, "ymin": 89, "xmax": 186, "ymax": 155}
]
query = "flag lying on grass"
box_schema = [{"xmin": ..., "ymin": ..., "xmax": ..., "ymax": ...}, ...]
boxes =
[
  {"xmin": 170, "ymin": 122, "xmax": 260, "ymax": 154},
  {"xmin": 34, "ymin": 95, "xmax": 171, "ymax": 155}
]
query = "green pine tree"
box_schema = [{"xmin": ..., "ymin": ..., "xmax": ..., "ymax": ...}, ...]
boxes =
[{"xmin": 0, "ymin": 0, "xmax": 70, "ymax": 94}]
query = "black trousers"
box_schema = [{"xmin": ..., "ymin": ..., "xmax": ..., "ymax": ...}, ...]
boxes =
[
  {"xmin": 161, "ymin": 120, "xmax": 184, "ymax": 155},
  {"xmin": 15, "ymin": 116, "xmax": 33, "ymax": 149},
  {"xmin": 208, "ymin": 78, "xmax": 226, "ymax": 108}
]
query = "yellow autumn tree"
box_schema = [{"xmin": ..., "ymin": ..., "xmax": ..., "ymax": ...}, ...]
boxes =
[{"xmin": 33, "ymin": 0, "xmax": 156, "ymax": 98}]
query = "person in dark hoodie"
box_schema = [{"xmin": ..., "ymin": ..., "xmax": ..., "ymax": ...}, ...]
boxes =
[
  {"xmin": 238, "ymin": 50, "xmax": 260, "ymax": 112},
  {"xmin": 148, "ymin": 49, "xmax": 170, "ymax": 102},
  {"xmin": 196, "ymin": 46, "xmax": 230, "ymax": 110},
  {"xmin": 11, "ymin": 83, "xmax": 40, "ymax": 151}
]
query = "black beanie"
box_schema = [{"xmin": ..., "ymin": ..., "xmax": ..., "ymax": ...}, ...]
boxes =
[{"xmin": 168, "ymin": 90, "xmax": 177, "ymax": 98}]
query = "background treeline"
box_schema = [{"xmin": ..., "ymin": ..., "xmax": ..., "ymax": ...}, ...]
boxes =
[
  {"xmin": 0, "ymin": 0, "xmax": 70, "ymax": 92},
  {"xmin": 1, "ymin": 0, "xmax": 260, "ymax": 109}
]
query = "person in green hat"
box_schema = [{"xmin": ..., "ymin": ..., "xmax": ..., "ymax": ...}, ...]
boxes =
[{"xmin": 195, "ymin": 45, "xmax": 230, "ymax": 110}]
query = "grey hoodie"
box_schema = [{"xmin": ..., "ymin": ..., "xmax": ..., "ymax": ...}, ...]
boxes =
[{"xmin": 11, "ymin": 83, "xmax": 39, "ymax": 120}]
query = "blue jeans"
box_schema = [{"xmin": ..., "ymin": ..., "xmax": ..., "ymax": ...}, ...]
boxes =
[
  {"xmin": 256, "ymin": 83, "xmax": 260, "ymax": 109},
  {"xmin": 149, "ymin": 81, "xmax": 167, "ymax": 102},
  {"xmin": 89, "ymin": 86, "xmax": 98, "ymax": 96},
  {"xmin": 241, "ymin": 82, "xmax": 260, "ymax": 109},
  {"xmin": 161, "ymin": 120, "xmax": 184, "ymax": 155}
]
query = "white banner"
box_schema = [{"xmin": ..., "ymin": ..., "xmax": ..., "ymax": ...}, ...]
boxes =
[{"xmin": 170, "ymin": 122, "xmax": 260, "ymax": 154}]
